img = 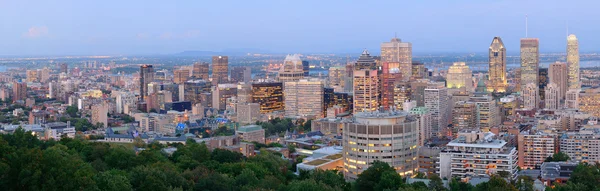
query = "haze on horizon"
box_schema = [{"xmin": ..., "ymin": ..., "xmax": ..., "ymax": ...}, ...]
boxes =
[{"xmin": 0, "ymin": 0, "xmax": 598, "ymax": 56}]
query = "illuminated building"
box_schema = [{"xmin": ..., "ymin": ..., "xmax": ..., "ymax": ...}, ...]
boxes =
[
  {"xmin": 343, "ymin": 111, "xmax": 418, "ymax": 180},
  {"xmin": 212, "ymin": 56, "xmax": 229, "ymax": 85},
  {"xmin": 411, "ymin": 61, "xmax": 427, "ymax": 80},
  {"xmin": 549, "ymin": 62, "xmax": 568, "ymax": 99},
  {"xmin": 381, "ymin": 37, "xmax": 412, "ymax": 81},
  {"xmin": 561, "ymin": 129, "xmax": 600, "ymax": 164},
  {"xmin": 381, "ymin": 62, "xmax": 402, "ymax": 110},
  {"xmin": 567, "ymin": 34, "xmax": 580, "ymax": 89},
  {"xmin": 520, "ymin": 38, "xmax": 540, "ymax": 91},
  {"xmin": 393, "ymin": 82, "xmax": 411, "ymax": 110},
  {"xmin": 579, "ymin": 88, "xmax": 600, "ymax": 118},
  {"xmin": 452, "ymin": 101, "xmax": 478, "ymax": 134},
  {"xmin": 231, "ymin": 66, "xmax": 251, "ymax": 83},
  {"xmin": 251, "ymin": 82, "xmax": 284, "ymax": 113},
  {"xmin": 523, "ymin": 83, "xmax": 538, "ymax": 110},
  {"xmin": 353, "ymin": 69, "xmax": 379, "ymax": 113},
  {"xmin": 140, "ymin": 65, "xmax": 155, "ymax": 101},
  {"xmin": 302, "ymin": 60, "xmax": 309, "ymax": 77},
  {"xmin": 470, "ymin": 93, "xmax": 500, "ymax": 129},
  {"xmin": 545, "ymin": 83, "xmax": 560, "ymax": 110},
  {"xmin": 518, "ymin": 132, "xmax": 557, "ymax": 169},
  {"xmin": 173, "ymin": 69, "xmax": 190, "ymax": 84},
  {"xmin": 409, "ymin": 107, "xmax": 432, "ymax": 146},
  {"xmin": 354, "ymin": 50, "xmax": 377, "ymax": 70},
  {"xmin": 424, "ymin": 82, "xmax": 449, "ymax": 136},
  {"xmin": 192, "ymin": 62, "xmax": 210, "ymax": 80},
  {"xmin": 565, "ymin": 89, "xmax": 579, "ymax": 109},
  {"xmin": 410, "ymin": 79, "xmax": 429, "ymax": 107},
  {"xmin": 328, "ymin": 66, "xmax": 346, "ymax": 92},
  {"xmin": 488, "ymin": 37, "xmax": 507, "ymax": 93},
  {"xmin": 539, "ymin": 68, "xmax": 548, "ymax": 101},
  {"xmin": 438, "ymin": 131, "xmax": 518, "ymax": 180},
  {"xmin": 277, "ymin": 54, "xmax": 305, "ymax": 82},
  {"xmin": 183, "ymin": 80, "xmax": 211, "ymax": 105},
  {"xmin": 446, "ymin": 62, "xmax": 473, "ymax": 92},
  {"xmin": 212, "ymin": 83, "xmax": 237, "ymax": 110},
  {"xmin": 284, "ymin": 78, "xmax": 324, "ymax": 119},
  {"xmin": 237, "ymin": 103, "xmax": 260, "ymax": 125}
]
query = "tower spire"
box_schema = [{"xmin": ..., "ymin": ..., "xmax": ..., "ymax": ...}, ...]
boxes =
[{"xmin": 525, "ymin": 14, "xmax": 528, "ymax": 37}]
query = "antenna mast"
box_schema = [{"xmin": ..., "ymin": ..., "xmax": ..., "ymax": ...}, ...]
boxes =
[{"xmin": 525, "ymin": 14, "xmax": 528, "ymax": 37}]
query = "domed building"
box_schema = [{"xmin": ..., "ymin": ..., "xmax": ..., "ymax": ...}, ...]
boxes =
[{"xmin": 277, "ymin": 54, "xmax": 305, "ymax": 82}]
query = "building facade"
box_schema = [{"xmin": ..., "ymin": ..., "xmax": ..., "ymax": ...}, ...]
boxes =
[
  {"xmin": 381, "ymin": 37, "xmax": 412, "ymax": 81},
  {"xmin": 520, "ymin": 38, "xmax": 540, "ymax": 91},
  {"xmin": 488, "ymin": 37, "xmax": 507, "ymax": 93},
  {"xmin": 212, "ymin": 56, "xmax": 229, "ymax": 85},
  {"xmin": 353, "ymin": 69, "xmax": 379, "ymax": 113},
  {"xmin": 567, "ymin": 34, "xmax": 580, "ymax": 89}
]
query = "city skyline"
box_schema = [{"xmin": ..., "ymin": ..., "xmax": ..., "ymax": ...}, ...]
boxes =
[{"xmin": 1, "ymin": 0, "xmax": 599, "ymax": 56}]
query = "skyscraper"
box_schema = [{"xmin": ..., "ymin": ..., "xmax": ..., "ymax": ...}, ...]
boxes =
[
  {"xmin": 545, "ymin": 83, "xmax": 559, "ymax": 110},
  {"xmin": 549, "ymin": 62, "xmax": 568, "ymax": 99},
  {"xmin": 567, "ymin": 34, "xmax": 580, "ymax": 89},
  {"xmin": 140, "ymin": 65, "xmax": 155, "ymax": 101},
  {"xmin": 12, "ymin": 81, "xmax": 27, "ymax": 102},
  {"xmin": 538, "ymin": 68, "xmax": 548, "ymax": 101},
  {"xmin": 60, "ymin": 63, "xmax": 68, "ymax": 74},
  {"xmin": 488, "ymin": 37, "xmax": 507, "ymax": 93},
  {"xmin": 354, "ymin": 50, "xmax": 377, "ymax": 70},
  {"xmin": 328, "ymin": 66, "xmax": 346, "ymax": 92},
  {"xmin": 302, "ymin": 60, "xmax": 310, "ymax": 77},
  {"xmin": 520, "ymin": 38, "xmax": 540, "ymax": 91},
  {"xmin": 173, "ymin": 69, "xmax": 190, "ymax": 84},
  {"xmin": 381, "ymin": 62, "xmax": 402, "ymax": 110},
  {"xmin": 353, "ymin": 69, "xmax": 379, "ymax": 113},
  {"xmin": 523, "ymin": 83, "xmax": 538, "ymax": 110},
  {"xmin": 446, "ymin": 62, "xmax": 473, "ymax": 92},
  {"xmin": 277, "ymin": 54, "xmax": 305, "ymax": 82},
  {"xmin": 381, "ymin": 37, "xmax": 412, "ymax": 81},
  {"xmin": 284, "ymin": 79, "xmax": 324, "ymax": 118},
  {"xmin": 231, "ymin": 66, "xmax": 252, "ymax": 83},
  {"xmin": 212, "ymin": 56, "xmax": 229, "ymax": 85},
  {"xmin": 251, "ymin": 82, "xmax": 284, "ymax": 113},
  {"xmin": 425, "ymin": 82, "xmax": 449, "ymax": 137},
  {"xmin": 452, "ymin": 101, "xmax": 478, "ymax": 134},
  {"xmin": 192, "ymin": 62, "xmax": 210, "ymax": 80}
]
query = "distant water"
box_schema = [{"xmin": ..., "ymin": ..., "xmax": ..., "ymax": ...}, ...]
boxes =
[
  {"xmin": 508, "ymin": 60, "xmax": 600, "ymax": 68},
  {"xmin": 0, "ymin": 66, "xmax": 7, "ymax": 72}
]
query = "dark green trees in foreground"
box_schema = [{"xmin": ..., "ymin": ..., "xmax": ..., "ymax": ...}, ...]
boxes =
[{"xmin": 0, "ymin": 128, "xmax": 599, "ymax": 191}]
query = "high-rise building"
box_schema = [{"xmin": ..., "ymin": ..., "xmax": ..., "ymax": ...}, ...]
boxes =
[
  {"xmin": 393, "ymin": 82, "xmax": 411, "ymax": 110},
  {"xmin": 446, "ymin": 62, "xmax": 473, "ymax": 92},
  {"xmin": 231, "ymin": 66, "xmax": 252, "ymax": 83},
  {"xmin": 302, "ymin": 60, "xmax": 310, "ymax": 77},
  {"xmin": 539, "ymin": 68, "xmax": 548, "ymax": 101},
  {"xmin": 579, "ymin": 88, "xmax": 600, "ymax": 118},
  {"xmin": 60, "ymin": 63, "xmax": 68, "ymax": 74},
  {"xmin": 470, "ymin": 93, "xmax": 500, "ymax": 129},
  {"xmin": 549, "ymin": 62, "xmax": 568, "ymax": 99},
  {"xmin": 409, "ymin": 107, "xmax": 432, "ymax": 146},
  {"xmin": 237, "ymin": 103, "xmax": 260, "ymax": 125},
  {"xmin": 173, "ymin": 69, "xmax": 190, "ymax": 84},
  {"xmin": 91, "ymin": 103, "xmax": 108, "ymax": 128},
  {"xmin": 411, "ymin": 61, "xmax": 427, "ymax": 80},
  {"xmin": 381, "ymin": 37, "xmax": 412, "ymax": 81},
  {"xmin": 212, "ymin": 56, "xmax": 229, "ymax": 85},
  {"xmin": 251, "ymin": 82, "xmax": 284, "ymax": 113},
  {"xmin": 328, "ymin": 66, "xmax": 346, "ymax": 92},
  {"xmin": 518, "ymin": 132, "xmax": 557, "ymax": 169},
  {"xmin": 12, "ymin": 82, "xmax": 27, "ymax": 102},
  {"xmin": 425, "ymin": 82, "xmax": 449, "ymax": 136},
  {"xmin": 523, "ymin": 83, "xmax": 538, "ymax": 110},
  {"xmin": 545, "ymin": 83, "xmax": 560, "ymax": 110},
  {"xmin": 438, "ymin": 131, "xmax": 518, "ymax": 180},
  {"xmin": 140, "ymin": 65, "xmax": 155, "ymax": 101},
  {"xmin": 277, "ymin": 54, "xmax": 305, "ymax": 82},
  {"xmin": 183, "ymin": 80, "xmax": 211, "ymax": 105},
  {"xmin": 567, "ymin": 34, "xmax": 580, "ymax": 89},
  {"xmin": 565, "ymin": 89, "xmax": 580, "ymax": 109},
  {"xmin": 353, "ymin": 70, "xmax": 379, "ymax": 113},
  {"xmin": 520, "ymin": 38, "xmax": 540, "ymax": 91},
  {"xmin": 26, "ymin": 70, "xmax": 39, "ymax": 83},
  {"xmin": 354, "ymin": 50, "xmax": 377, "ymax": 70},
  {"xmin": 381, "ymin": 62, "xmax": 402, "ymax": 110},
  {"xmin": 343, "ymin": 111, "xmax": 418, "ymax": 180},
  {"xmin": 452, "ymin": 101, "xmax": 478, "ymax": 135},
  {"xmin": 410, "ymin": 79, "xmax": 429, "ymax": 107},
  {"xmin": 284, "ymin": 79, "xmax": 324, "ymax": 118},
  {"xmin": 488, "ymin": 37, "xmax": 507, "ymax": 93},
  {"xmin": 192, "ymin": 62, "xmax": 210, "ymax": 80},
  {"xmin": 514, "ymin": 68, "xmax": 522, "ymax": 92},
  {"xmin": 212, "ymin": 83, "xmax": 237, "ymax": 110}
]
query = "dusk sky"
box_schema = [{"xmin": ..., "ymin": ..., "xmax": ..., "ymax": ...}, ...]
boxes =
[{"xmin": 0, "ymin": 0, "xmax": 598, "ymax": 56}]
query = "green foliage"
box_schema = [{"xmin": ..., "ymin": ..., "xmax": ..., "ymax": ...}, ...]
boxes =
[
  {"xmin": 548, "ymin": 163, "xmax": 600, "ymax": 191},
  {"xmin": 473, "ymin": 175, "xmax": 517, "ymax": 191},
  {"xmin": 355, "ymin": 161, "xmax": 398, "ymax": 191},
  {"xmin": 259, "ymin": 117, "xmax": 296, "ymax": 136},
  {"xmin": 545, "ymin": 152, "xmax": 571, "ymax": 162},
  {"xmin": 66, "ymin": 105, "xmax": 79, "ymax": 117}
]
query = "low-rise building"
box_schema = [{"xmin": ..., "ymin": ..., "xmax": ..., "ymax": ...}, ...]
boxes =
[{"xmin": 236, "ymin": 125, "xmax": 265, "ymax": 144}]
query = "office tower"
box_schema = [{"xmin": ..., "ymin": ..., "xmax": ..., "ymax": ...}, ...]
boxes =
[
  {"xmin": 567, "ymin": 34, "xmax": 580, "ymax": 89},
  {"xmin": 302, "ymin": 60, "xmax": 309, "ymax": 77},
  {"xmin": 116, "ymin": 91, "xmax": 136, "ymax": 114},
  {"xmin": 173, "ymin": 69, "xmax": 190, "ymax": 84},
  {"xmin": 12, "ymin": 82, "xmax": 27, "ymax": 102},
  {"xmin": 277, "ymin": 54, "xmax": 305, "ymax": 82},
  {"xmin": 140, "ymin": 65, "xmax": 155, "ymax": 101},
  {"xmin": 565, "ymin": 89, "xmax": 580, "ymax": 109},
  {"xmin": 236, "ymin": 83, "xmax": 252, "ymax": 104},
  {"xmin": 545, "ymin": 83, "xmax": 560, "ymax": 110},
  {"xmin": 381, "ymin": 62, "xmax": 402, "ymax": 110},
  {"xmin": 91, "ymin": 103, "xmax": 108, "ymax": 128},
  {"xmin": 425, "ymin": 82, "xmax": 449, "ymax": 136},
  {"xmin": 520, "ymin": 38, "xmax": 540, "ymax": 90},
  {"xmin": 381, "ymin": 37, "xmax": 412, "ymax": 81},
  {"xmin": 579, "ymin": 88, "xmax": 600, "ymax": 118},
  {"xmin": 192, "ymin": 62, "xmax": 210, "ymax": 80},
  {"xmin": 183, "ymin": 80, "xmax": 211, "ymax": 105},
  {"xmin": 411, "ymin": 61, "xmax": 427, "ymax": 79},
  {"xmin": 284, "ymin": 79, "xmax": 324, "ymax": 118},
  {"xmin": 251, "ymin": 82, "xmax": 284, "ymax": 113},
  {"xmin": 354, "ymin": 50, "xmax": 377, "ymax": 70},
  {"xmin": 549, "ymin": 62, "xmax": 568, "ymax": 99},
  {"xmin": 328, "ymin": 66, "xmax": 346, "ymax": 92},
  {"xmin": 409, "ymin": 107, "xmax": 432, "ymax": 146},
  {"xmin": 333, "ymin": 92, "xmax": 353, "ymax": 113},
  {"xmin": 452, "ymin": 101, "xmax": 478, "ymax": 136},
  {"xmin": 410, "ymin": 79, "xmax": 429, "ymax": 107},
  {"xmin": 60, "ymin": 63, "xmax": 68, "ymax": 74},
  {"xmin": 470, "ymin": 93, "xmax": 500, "ymax": 129},
  {"xmin": 237, "ymin": 103, "xmax": 260, "ymax": 125},
  {"xmin": 446, "ymin": 62, "xmax": 473, "ymax": 92},
  {"xmin": 353, "ymin": 70, "xmax": 379, "ymax": 113},
  {"xmin": 523, "ymin": 83, "xmax": 538, "ymax": 110},
  {"xmin": 40, "ymin": 68, "xmax": 50, "ymax": 83},
  {"xmin": 344, "ymin": 63, "xmax": 354, "ymax": 93},
  {"xmin": 499, "ymin": 95, "xmax": 517, "ymax": 122},
  {"xmin": 212, "ymin": 56, "xmax": 229, "ymax": 85},
  {"xmin": 323, "ymin": 88, "xmax": 335, "ymax": 115},
  {"xmin": 538, "ymin": 68, "xmax": 548, "ymax": 101},
  {"xmin": 343, "ymin": 111, "xmax": 418, "ymax": 180},
  {"xmin": 518, "ymin": 132, "xmax": 557, "ymax": 169},
  {"xmin": 231, "ymin": 66, "xmax": 252, "ymax": 83},
  {"xmin": 393, "ymin": 82, "xmax": 411, "ymax": 110},
  {"xmin": 26, "ymin": 70, "xmax": 39, "ymax": 82},
  {"xmin": 212, "ymin": 83, "xmax": 237, "ymax": 110},
  {"xmin": 488, "ymin": 37, "xmax": 507, "ymax": 93},
  {"xmin": 438, "ymin": 131, "xmax": 518, "ymax": 180},
  {"xmin": 514, "ymin": 68, "xmax": 522, "ymax": 92}
]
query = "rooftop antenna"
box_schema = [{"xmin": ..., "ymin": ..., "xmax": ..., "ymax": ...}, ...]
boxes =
[{"xmin": 525, "ymin": 14, "xmax": 528, "ymax": 37}]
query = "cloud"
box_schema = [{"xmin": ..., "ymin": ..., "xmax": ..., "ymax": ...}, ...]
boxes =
[{"xmin": 23, "ymin": 26, "xmax": 49, "ymax": 38}]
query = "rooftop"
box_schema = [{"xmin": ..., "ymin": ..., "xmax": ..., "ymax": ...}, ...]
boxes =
[{"xmin": 237, "ymin": 125, "xmax": 263, "ymax": 133}]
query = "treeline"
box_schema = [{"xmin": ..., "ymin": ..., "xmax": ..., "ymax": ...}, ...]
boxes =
[{"xmin": 0, "ymin": 128, "xmax": 598, "ymax": 191}]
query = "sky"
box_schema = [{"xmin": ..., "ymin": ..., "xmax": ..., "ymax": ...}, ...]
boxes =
[{"xmin": 0, "ymin": 0, "xmax": 599, "ymax": 56}]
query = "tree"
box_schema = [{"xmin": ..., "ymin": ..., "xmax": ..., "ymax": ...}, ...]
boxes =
[
  {"xmin": 473, "ymin": 175, "xmax": 517, "ymax": 191},
  {"xmin": 374, "ymin": 170, "xmax": 404, "ymax": 191},
  {"xmin": 211, "ymin": 148, "xmax": 243, "ymax": 163},
  {"xmin": 281, "ymin": 179, "xmax": 338, "ymax": 191},
  {"xmin": 449, "ymin": 178, "xmax": 473, "ymax": 191},
  {"xmin": 545, "ymin": 152, "xmax": 570, "ymax": 162},
  {"xmin": 66, "ymin": 106, "xmax": 78, "ymax": 117},
  {"xmin": 428, "ymin": 174, "xmax": 447, "ymax": 191},
  {"xmin": 355, "ymin": 161, "xmax": 397, "ymax": 191},
  {"xmin": 94, "ymin": 170, "xmax": 132, "ymax": 191}
]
